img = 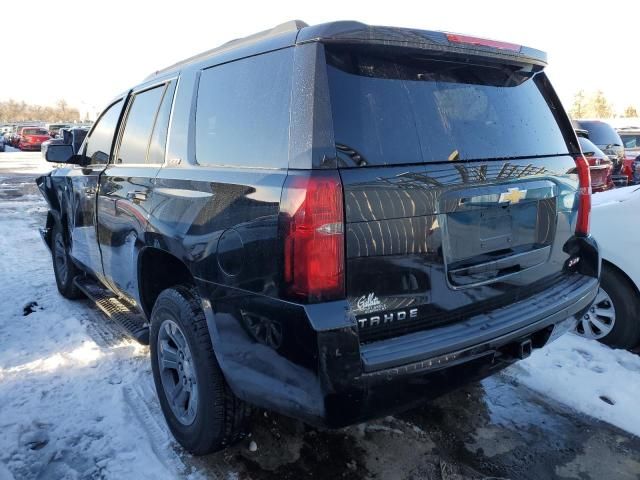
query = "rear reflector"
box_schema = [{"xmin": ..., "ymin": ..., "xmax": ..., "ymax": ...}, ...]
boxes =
[
  {"xmin": 446, "ymin": 33, "xmax": 521, "ymax": 52},
  {"xmin": 279, "ymin": 171, "xmax": 345, "ymax": 302},
  {"xmin": 574, "ymin": 155, "xmax": 592, "ymax": 236}
]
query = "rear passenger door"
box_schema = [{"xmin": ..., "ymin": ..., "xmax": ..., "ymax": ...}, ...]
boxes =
[{"xmin": 97, "ymin": 80, "xmax": 176, "ymax": 303}]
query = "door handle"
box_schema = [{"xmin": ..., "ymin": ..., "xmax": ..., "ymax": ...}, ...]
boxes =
[{"xmin": 126, "ymin": 190, "xmax": 148, "ymax": 201}]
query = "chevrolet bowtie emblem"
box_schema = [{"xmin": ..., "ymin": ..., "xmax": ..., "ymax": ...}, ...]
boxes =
[{"xmin": 499, "ymin": 188, "xmax": 527, "ymax": 204}]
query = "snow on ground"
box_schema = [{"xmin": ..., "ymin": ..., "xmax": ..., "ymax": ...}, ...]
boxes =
[
  {"xmin": 509, "ymin": 334, "xmax": 640, "ymax": 437},
  {"xmin": 0, "ymin": 148, "xmax": 54, "ymax": 174}
]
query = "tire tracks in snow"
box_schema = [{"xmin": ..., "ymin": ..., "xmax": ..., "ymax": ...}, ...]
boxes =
[{"xmin": 122, "ymin": 383, "xmax": 190, "ymax": 477}]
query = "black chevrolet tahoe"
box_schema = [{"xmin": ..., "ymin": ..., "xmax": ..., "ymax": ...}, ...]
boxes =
[{"xmin": 37, "ymin": 20, "xmax": 600, "ymax": 454}]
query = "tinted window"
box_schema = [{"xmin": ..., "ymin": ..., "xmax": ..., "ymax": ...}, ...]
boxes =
[
  {"xmin": 326, "ymin": 46, "xmax": 570, "ymax": 166},
  {"xmin": 23, "ymin": 128, "xmax": 48, "ymax": 135},
  {"xmin": 574, "ymin": 121, "xmax": 622, "ymax": 147},
  {"xmin": 620, "ymin": 133, "xmax": 640, "ymax": 149},
  {"xmin": 117, "ymin": 85, "xmax": 165, "ymax": 164},
  {"xmin": 578, "ymin": 137, "xmax": 605, "ymax": 157},
  {"xmin": 147, "ymin": 82, "xmax": 176, "ymax": 165},
  {"xmin": 85, "ymin": 100, "xmax": 124, "ymax": 164},
  {"xmin": 195, "ymin": 48, "xmax": 293, "ymax": 168}
]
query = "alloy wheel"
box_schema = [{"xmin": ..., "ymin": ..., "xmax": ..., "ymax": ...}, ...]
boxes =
[
  {"xmin": 157, "ymin": 319, "xmax": 199, "ymax": 426},
  {"xmin": 576, "ymin": 288, "xmax": 616, "ymax": 340}
]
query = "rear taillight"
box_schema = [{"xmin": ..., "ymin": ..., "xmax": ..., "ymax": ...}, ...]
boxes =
[
  {"xmin": 575, "ymin": 155, "xmax": 591, "ymax": 236},
  {"xmin": 279, "ymin": 170, "xmax": 345, "ymax": 302}
]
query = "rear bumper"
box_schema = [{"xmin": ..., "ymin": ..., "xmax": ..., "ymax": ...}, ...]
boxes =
[
  {"xmin": 318, "ymin": 273, "xmax": 597, "ymax": 427},
  {"xmin": 201, "ymin": 237, "xmax": 600, "ymax": 428},
  {"xmin": 360, "ymin": 274, "xmax": 596, "ymax": 373}
]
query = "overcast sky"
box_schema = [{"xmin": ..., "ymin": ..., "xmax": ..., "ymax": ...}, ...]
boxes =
[{"xmin": 1, "ymin": 0, "xmax": 636, "ymax": 118}]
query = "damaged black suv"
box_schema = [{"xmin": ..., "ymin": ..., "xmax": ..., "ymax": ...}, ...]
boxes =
[{"xmin": 37, "ymin": 20, "xmax": 600, "ymax": 454}]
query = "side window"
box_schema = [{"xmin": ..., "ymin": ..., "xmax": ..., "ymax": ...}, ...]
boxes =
[
  {"xmin": 195, "ymin": 47, "xmax": 293, "ymax": 168},
  {"xmin": 84, "ymin": 99, "xmax": 124, "ymax": 165},
  {"xmin": 147, "ymin": 82, "xmax": 176, "ymax": 165},
  {"xmin": 116, "ymin": 85, "xmax": 165, "ymax": 164}
]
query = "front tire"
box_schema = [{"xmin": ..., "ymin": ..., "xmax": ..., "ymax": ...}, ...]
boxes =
[
  {"xmin": 576, "ymin": 264, "xmax": 640, "ymax": 349},
  {"xmin": 150, "ymin": 286, "xmax": 250, "ymax": 455},
  {"xmin": 51, "ymin": 222, "xmax": 83, "ymax": 299}
]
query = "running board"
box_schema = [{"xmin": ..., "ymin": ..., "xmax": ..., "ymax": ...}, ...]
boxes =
[{"xmin": 74, "ymin": 276, "xmax": 149, "ymax": 345}]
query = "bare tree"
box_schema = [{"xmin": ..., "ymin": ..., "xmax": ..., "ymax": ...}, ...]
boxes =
[
  {"xmin": 56, "ymin": 99, "xmax": 68, "ymax": 120},
  {"xmin": 570, "ymin": 90, "xmax": 588, "ymax": 118},
  {"xmin": 0, "ymin": 99, "xmax": 81, "ymax": 123},
  {"xmin": 568, "ymin": 90, "xmax": 615, "ymax": 119},
  {"xmin": 591, "ymin": 90, "xmax": 613, "ymax": 118},
  {"xmin": 623, "ymin": 105, "xmax": 639, "ymax": 118}
]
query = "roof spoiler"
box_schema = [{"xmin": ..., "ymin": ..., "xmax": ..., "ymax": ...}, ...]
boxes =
[{"xmin": 297, "ymin": 21, "xmax": 547, "ymax": 67}]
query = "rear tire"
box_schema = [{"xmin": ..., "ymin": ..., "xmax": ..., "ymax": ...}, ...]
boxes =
[
  {"xmin": 51, "ymin": 222, "xmax": 83, "ymax": 299},
  {"xmin": 576, "ymin": 264, "xmax": 640, "ymax": 349},
  {"xmin": 150, "ymin": 285, "xmax": 250, "ymax": 455}
]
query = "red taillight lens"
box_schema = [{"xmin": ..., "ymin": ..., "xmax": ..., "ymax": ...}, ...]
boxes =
[
  {"xmin": 280, "ymin": 171, "xmax": 345, "ymax": 302},
  {"xmin": 575, "ymin": 155, "xmax": 591, "ymax": 236}
]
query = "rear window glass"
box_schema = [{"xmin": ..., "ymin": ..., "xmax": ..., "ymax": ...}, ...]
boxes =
[
  {"xmin": 620, "ymin": 133, "xmax": 640, "ymax": 149},
  {"xmin": 23, "ymin": 128, "xmax": 48, "ymax": 135},
  {"xmin": 578, "ymin": 137, "xmax": 605, "ymax": 157},
  {"xmin": 326, "ymin": 46, "xmax": 570, "ymax": 166},
  {"xmin": 574, "ymin": 121, "xmax": 622, "ymax": 147}
]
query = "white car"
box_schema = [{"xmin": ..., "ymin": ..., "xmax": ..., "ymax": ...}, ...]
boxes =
[{"xmin": 578, "ymin": 186, "xmax": 640, "ymax": 349}]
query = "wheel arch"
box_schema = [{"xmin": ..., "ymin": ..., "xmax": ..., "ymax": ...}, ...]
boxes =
[
  {"xmin": 601, "ymin": 259, "xmax": 640, "ymax": 301},
  {"xmin": 137, "ymin": 246, "xmax": 196, "ymax": 318},
  {"xmin": 45, "ymin": 208, "xmax": 71, "ymax": 247}
]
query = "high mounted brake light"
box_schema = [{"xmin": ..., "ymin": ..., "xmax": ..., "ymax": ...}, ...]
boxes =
[
  {"xmin": 279, "ymin": 171, "xmax": 345, "ymax": 302},
  {"xmin": 574, "ymin": 155, "xmax": 592, "ymax": 236},
  {"xmin": 446, "ymin": 33, "xmax": 521, "ymax": 52}
]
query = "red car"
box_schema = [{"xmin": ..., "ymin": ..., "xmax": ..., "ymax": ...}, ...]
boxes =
[
  {"xmin": 17, "ymin": 127, "xmax": 51, "ymax": 151},
  {"xmin": 578, "ymin": 136, "xmax": 614, "ymax": 192}
]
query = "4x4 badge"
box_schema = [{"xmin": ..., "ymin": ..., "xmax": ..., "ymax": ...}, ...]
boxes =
[{"xmin": 499, "ymin": 187, "xmax": 527, "ymax": 204}]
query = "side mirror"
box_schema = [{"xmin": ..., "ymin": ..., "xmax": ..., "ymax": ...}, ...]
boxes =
[{"xmin": 43, "ymin": 143, "xmax": 77, "ymax": 164}]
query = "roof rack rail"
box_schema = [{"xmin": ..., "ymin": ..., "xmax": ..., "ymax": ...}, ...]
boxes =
[{"xmin": 145, "ymin": 20, "xmax": 308, "ymax": 80}]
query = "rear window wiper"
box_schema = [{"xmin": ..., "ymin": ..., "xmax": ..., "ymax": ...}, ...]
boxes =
[{"xmin": 336, "ymin": 143, "xmax": 368, "ymax": 167}]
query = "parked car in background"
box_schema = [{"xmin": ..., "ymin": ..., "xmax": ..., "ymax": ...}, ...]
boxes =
[
  {"xmin": 573, "ymin": 120, "xmax": 627, "ymax": 186},
  {"xmin": 618, "ymin": 126, "xmax": 640, "ymax": 184},
  {"xmin": 47, "ymin": 123, "xmax": 71, "ymax": 138},
  {"xmin": 0, "ymin": 124, "xmax": 15, "ymax": 135},
  {"xmin": 578, "ymin": 136, "xmax": 614, "ymax": 192},
  {"xmin": 579, "ymin": 186, "xmax": 640, "ymax": 349},
  {"xmin": 42, "ymin": 126, "xmax": 88, "ymax": 157},
  {"xmin": 9, "ymin": 125, "xmax": 38, "ymax": 147},
  {"xmin": 17, "ymin": 127, "xmax": 50, "ymax": 151},
  {"xmin": 8, "ymin": 126, "xmax": 24, "ymax": 147}
]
